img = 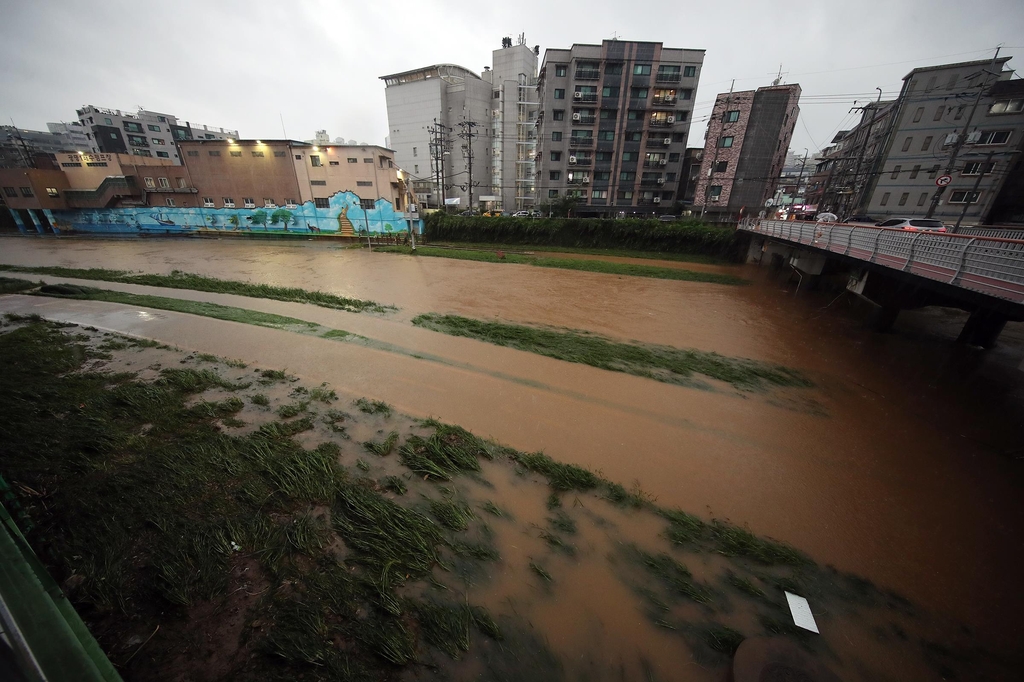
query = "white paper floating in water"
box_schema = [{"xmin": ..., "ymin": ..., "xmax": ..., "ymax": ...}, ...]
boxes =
[{"xmin": 785, "ymin": 591, "xmax": 819, "ymax": 634}]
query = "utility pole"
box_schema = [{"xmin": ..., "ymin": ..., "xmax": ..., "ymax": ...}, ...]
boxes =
[
  {"xmin": 428, "ymin": 119, "xmax": 452, "ymax": 211},
  {"xmin": 701, "ymin": 80, "xmax": 734, "ymax": 219},
  {"xmin": 925, "ymin": 47, "xmax": 1003, "ymax": 218},
  {"xmin": 792, "ymin": 148, "xmax": 808, "ymax": 216},
  {"xmin": 849, "ymin": 97, "xmax": 891, "ymax": 216},
  {"xmin": 456, "ymin": 117, "xmax": 481, "ymax": 213}
]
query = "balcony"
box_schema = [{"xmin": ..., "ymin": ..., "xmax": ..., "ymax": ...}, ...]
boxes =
[
  {"xmin": 569, "ymin": 137, "xmax": 594, "ymax": 148},
  {"xmin": 567, "ymin": 155, "xmax": 592, "ymax": 167},
  {"xmin": 649, "ymin": 117, "xmax": 675, "ymax": 127},
  {"xmin": 572, "ymin": 115, "xmax": 596, "ymax": 125},
  {"xmin": 643, "ymin": 159, "xmax": 668, "ymax": 168},
  {"xmin": 640, "ymin": 178, "xmax": 666, "ymax": 187},
  {"xmin": 574, "ymin": 68, "xmax": 600, "ymax": 80},
  {"xmin": 655, "ymin": 72, "xmax": 681, "ymax": 83},
  {"xmin": 652, "ymin": 96, "xmax": 677, "ymax": 107},
  {"xmin": 638, "ymin": 197, "xmax": 663, "ymax": 206},
  {"xmin": 572, "ymin": 92, "xmax": 598, "ymax": 103},
  {"xmin": 567, "ymin": 176, "xmax": 591, "ymax": 185},
  {"xmin": 646, "ymin": 137, "xmax": 671, "ymax": 148}
]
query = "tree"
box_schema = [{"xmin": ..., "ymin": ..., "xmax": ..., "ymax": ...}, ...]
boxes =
[
  {"xmin": 251, "ymin": 210, "xmax": 268, "ymax": 230},
  {"xmin": 228, "ymin": 214, "xmax": 240, "ymax": 230},
  {"xmin": 540, "ymin": 195, "xmax": 581, "ymax": 218},
  {"xmin": 270, "ymin": 208, "xmax": 293, "ymax": 231}
]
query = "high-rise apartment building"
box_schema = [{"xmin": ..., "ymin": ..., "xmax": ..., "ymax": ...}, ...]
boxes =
[
  {"xmin": 75, "ymin": 105, "xmax": 238, "ymax": 165},
  {"xmin": 535, "ymin": 40, "xmax": 704, "ymax": 217},
  {"xmin": 693, "ymin": 84, "xmax": 801, "ymax": 219},
  {"xmin": 381, "ymin": 39, "xmax": 539, "ymax": 211}
]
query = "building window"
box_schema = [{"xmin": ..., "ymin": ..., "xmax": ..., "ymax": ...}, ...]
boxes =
[
  {"xmin": 594, "ymin": 171, "xmax": 611, "ymax": 181},
  {"xmin": 284, "ymin": 199, "xmax": 297, "ymax": 208},
  {"xmin": 310, "ymin": 180, "xmax": 326, "ymax": 186},
  {"xmin": 144, "ymin": 177, "xmax": 155, "ymax": 189},
  {"xmin": 553, "ymin": 110, "xmax": 565, "ymax": 121},
  {"xmin": 680, "ymin": 89, "xmax": 692, "ymax": 100},
  {"xmin": 110, "ymin": 133, "xmax": 118, "ymax": 139},
  {"xmin": 152, "ymin": 138, "xmax": 165, "ymax": 145},
  {"xmin": 934, "ymin": 106, "xmax": 945, "ymax": 121},
  {"xmin": 252, "ymin": 151, "xmax": 264, "ymax": 157},
  {"xmin": 244, "ymin": 198, "xmax": 256, "ymax": 208},
  {"xmin": 85, "ymin": 161, "xmax": 108, "ymax": 167},
  {"xmin": 61, "ymin": 162, "xmax": 82, "ymax": 167},
  {"xmin": 264, "ymin": 199, "xmax": 275, "ymax": 208},
  {"xmin": 910, "ymin": 164, "xmax": 921, "ymax": 179},
  {"xmin": 551, "ymin": 151, "xmax": 562, "ymax": 161},
  {"xmin": 683, "ymin": 66, "xmax": 696, "ymax": 77},
  {"xmin": 549, "ymin": 189, "xmax": 559, "ymax": 198},
  {"xmin": 928, "ymin": 165, "xmax": 940, "ymax": 179},
  {"xmin": 177, "ymin": 177, "xmax": 186, "ymax": 188},
  {"xmin": 605, "ymin": 63, "xmax": 623, "ymax": 75},
  {"xmin": 363, "ymin": 158, "xmax": 373, "ymax": 163},
  {"xmin": 209, "ymin": 150, "xmax": 221, "ymax": 156},
  {"xmin": 720, "ymin": 136, "xmax": 734, "ymax": 148},
  {"xmin": 988, "ymin": 98, "xmax": 1024, "ymax": 114},
  {"xmin": 356, "ymin": 180, "xmax": 373, "ymax": 186},
  {"xmin": 295, "ymin": 154, "xmax": 303, "ymax": 160},
  {"xmin": 633, "ymin": 64, "xmax": 651, "ymax": 75},
  {"xmin": 622, "ymin": 152, "xmax": 637, "ymax": 162},
  {"xmin": 595, "ymin": 152, "xmax": 612, "ymax": 162},
  {"xmin": 158, "ymin": 177, "xmax": 170, "ymax": 188},
  {"xmin": 310, "ymin": 155, "xmax": 322, "ymax": 166},
  {"xmin": 725, "ymin": 110, "xmax": 740, "ymax": 123},
  {"xmin": 618, "ymin": 190, "xmax": 633, "ymax": 200},
  {"xmin": 43, "ymin": 187, "xmax": 58, "ymax": 197},
  {"xmin": 962, "ymin": 161, "xmax": 995, "ymax": 175},
  {"xmin": 554, "ymin": 88, "xmax": 565, "ymax": 100},
  {"xmin": 918, "ymin": 192, "xmax": 928, "ymax": 206},
  {"xmin": 158, "ymin": 116, "xmax": 167, "ymax": 123},
  {"xmin": 203, "ymin": 197, "xmax": 215, "ymax": 207},
  {"xmin": 314, "ymin": 198, "xmax": 330, "ymax": 208},
  {"xmin": 921, "ymin": 136, "xmax": 932, "ymax": 151},
  {"xmin": 627, "ymin": 110, "xmax": 642, "ymax": 120},
  {"xmin": 949, "ymin": 191, "xmax": 981, "ymax": 203},
  {"xmin": 230, "ymin": 151, "xmax": 242, "ymax": 157},
  {"xmin": 187, "ymin": 150, "xmax": 201, "ymax": 157},
  {"xmin": 598, "ymin": 131, "xmax": 614, "ymax": 141},
  {"xmin": 714, "ymin": 161, "xmax": 728, "ymax": 172},
  {"xmin": 600, "ymin": 109, "xmax": 616, "ymax": 120},
  {"xmin": 708, "ymin": 186, "xmax": 722, "ymax": 200},
  {"xmin": 329, "ymin": 161, "xmax": 340, "ymax": 165},
  {"xmin": 668, "ymin": 153, "xmax": 679, "ymax": 163},
  {"xmin": 165, "ymin": 198, "xmax": 175, "ymax": 207},
  {"xmin": 347, "ymin": 157, "xmax": 357, "ymax": 163},
  {"xmin": 620, "ymin": 171, "xmax": 636, "ymax": 181},
  {"xmin": 555, "ymin": 65, "xmax": 567, "ymax": 77},
  {"xmin": 104, "ymin": 118, "xmax": 113, "ymax": 125},
  {"xmin": 550, "ymin": 171, "xmax": 561, "ymax": 180},
  {"xmin": 898, "ymin": 192, "xmax": 909, "ymax": 206},
  {"xmin": 414, "ymin": 165, "xmax": 419, "ymax": 173},
  {"xmin": 626, "ymin": 132, "xmax": 642, "ymax": 142},
  {"xmin": 592, "ymin": 190, "xmax": 608, "ymax": 199},
  {"xmin": 223, "ymin": 198, "xmax": 235, "ymax": 207},
  {"xmin": 2, "ymin": 187, "xmax": 16, "ymax": 198},
  {"xmin": 359, "ymin": 199, "xmax": 375, "ymax": 209},
  {"xmin": 18, "ymin": 186, "xmax": 33, "ymax": 197},
  {"xmin": 880, "ymin": 192, "xmax": 890, "ymax": 206},
  {"xmin": 274, "ymin": 151, "xmax": 286, "ymax": 157},
  {"xmin": 975, "ymin": 130, "xmax": 1011, "ymax": 145},
  {"xmin": 912, "ymin": 107, "xmax": 924, "ymax": 123},
  {"xmin": 156, "ymin": 151, "xmax": 169, "ymax": 158},
  {"xmin": 630, "ymin": 87, "xmax": 648, "ymax": 99},
  {"xmin": 552, "ymin": 131, "xmax": 562, "ymax": 141},
  {"xmin": 890, "ymin": 165, "xmax": 902, "ymax": 179},
  {"xmin": 901, "ymin": 137, "xmax": 913, "ymax": 152},
  {"xmin": 601, "ymin": 86, "xmax": 619, "ymax": 98}
]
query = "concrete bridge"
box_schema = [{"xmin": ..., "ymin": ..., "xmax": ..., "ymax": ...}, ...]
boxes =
[{"xmin": 738, "ymin": 219, "xmax": 1024, "ymax": 348}]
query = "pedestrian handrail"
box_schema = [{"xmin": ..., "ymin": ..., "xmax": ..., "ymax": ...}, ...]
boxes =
[{"xmin": 739, "ymin": 219, "xmax": 1024, "ymax": 305}]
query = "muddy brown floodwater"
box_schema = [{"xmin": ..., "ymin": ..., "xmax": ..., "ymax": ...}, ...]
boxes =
[{"xmin": 2, "ymin": 236, "xmax": 1023, "ymax": 677}]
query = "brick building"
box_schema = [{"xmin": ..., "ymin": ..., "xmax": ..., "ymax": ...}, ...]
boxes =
[{"xmin": 693, "ymin": 84, "xmax": 800, "ymax": 219}]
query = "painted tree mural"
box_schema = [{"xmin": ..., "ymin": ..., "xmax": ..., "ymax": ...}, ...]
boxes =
[
  {"xmin": 270, "ymin": 209, "xmax": 294, "ymax": 231},
  {"xmin": 251, "ymin": 210, "xmax": 268, "ymax": 230},
  {"xmin": 228, "ymin": 215, "xmax": 240, "ymax": 230}
]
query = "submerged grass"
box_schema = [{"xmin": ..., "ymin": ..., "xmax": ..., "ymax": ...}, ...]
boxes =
[
  {"xmin": 363, "ymin": 431, "xmax": 399, "ymax": 456},
  {"xmin": 412, "ymin": 313, "xmax": 811, "ymax": 391},
  {"xmin": 0, "ymin": 265, "xmax": 395, "ymax": 313},
  {"xmin": 428, "ymin": 241, "xmax": 732, "ymax": 265},
  {"xmin": 0, "ymin": 276, "xmax": 38, "ymax": 293},
  {"xmin": 399, "ymin": 423, "xmax": 488, "ymax": 481},
  {"xmin": 374, "ymin": 246, "xmax": 746, "ymax": 285}
]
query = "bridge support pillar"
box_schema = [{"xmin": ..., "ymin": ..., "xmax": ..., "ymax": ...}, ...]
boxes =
[
  {"xmin": 871, "ymin": 305, "xmax": 901, "ymax": 332},
  {"xmin": 957, "ymin": 310, "xmax": 1007, "ymax": 349}
]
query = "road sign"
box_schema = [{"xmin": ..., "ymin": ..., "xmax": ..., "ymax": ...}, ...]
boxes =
[{"xmin": 936, "ymin": 175, "xmax": 952, "ymax": 187}]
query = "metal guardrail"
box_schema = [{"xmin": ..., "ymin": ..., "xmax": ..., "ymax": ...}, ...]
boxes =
[
  {"xmin": 955, "ymin": 226, "xmax": 1024, "ymax": 240},
  {"xmin": 740, "ymin": 219, "xmax": 1024, "ymax": 305}
]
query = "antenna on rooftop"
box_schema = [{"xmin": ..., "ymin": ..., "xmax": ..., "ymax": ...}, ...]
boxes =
[{"xmin": 771, "ymin": 64, "xmax": 788, "ymax": 86}]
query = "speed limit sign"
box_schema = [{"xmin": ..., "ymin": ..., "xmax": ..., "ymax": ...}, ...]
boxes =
[{"xmin": 936, "ymin": 175, "xmax": 952, "ymax": 187}]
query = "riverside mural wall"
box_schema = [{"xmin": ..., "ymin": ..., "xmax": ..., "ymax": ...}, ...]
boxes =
[{"xmin": 28, "ymin": 191, "xmax": 421, "ymax": 237}]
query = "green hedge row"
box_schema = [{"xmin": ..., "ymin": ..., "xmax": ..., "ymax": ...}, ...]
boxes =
[{"xmin": 423, "ymin": 214, "xmax": 738, "ymax": 255}]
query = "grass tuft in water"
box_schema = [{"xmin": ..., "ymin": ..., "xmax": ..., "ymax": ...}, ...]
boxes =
[
  {"xmin": 429, "ymin": 498, "xmax": 475, "ymax": 531},
  {"xmin": 512, "ymin": 451, "xmax": 600, "ymax": 491},
  {"xmin": 354, "ymin": 397, "xmax": 392, "ymax": 416},
  {"xmin": 363, "ymin": 431, "xmax": 400, "ymax": 456},
  {"xmin": 399, "ymin": 423, "xmax": 486, "ymax": 481},
  {"xmin": 707, "ymin": 520, "xmax": 810, "ymax": 566},
  {"xmin": 379, "ymin": 475, "xmax": 407, "ymax": 495},
  {"xmin": 250, "ymin": 393, "xmax": 270, "ymax": 406},
  {"xmin": 630, "ymin": 547, "xmax": 711, "ymax": 605},
  {"xmin": 276, "ymin": 400, "xmax": 309, "ymax": 419},
  {"xmin": 412, "ymin": 313, "xmax": 812, "ymax": 391},
  {"xmin": 529, "ymin": 562, "xmax": 553, "ymax": 583}
]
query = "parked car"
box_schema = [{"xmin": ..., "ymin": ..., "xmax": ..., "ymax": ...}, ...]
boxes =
[
  {"xmin": 511, "ymin": 210, "xmax": 531, "ymax": 217},
  {"xmin": 844, "ymin": 214, "xmax": 876, "ymax": 225},
  {"xmin": 874, "ymin": 217, "xmax": 947, "ymax": 232},
  {"xmin": 657, "ymin": 214, "xmax": 678, "ymax": 222}
]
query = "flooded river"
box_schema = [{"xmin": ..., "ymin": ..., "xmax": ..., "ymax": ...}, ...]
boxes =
[{"xmin": 2, "ymin": 236, "xmax": 1023, "ymax": 677}]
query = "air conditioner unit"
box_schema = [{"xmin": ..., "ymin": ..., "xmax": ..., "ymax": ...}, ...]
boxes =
[
  {"xmin": 945, "ymin": 132, "xmax": 960, "ymax": 145},
  {"xmin": 653, "ymin": 197, "xmax": 661, "ymax": 203},
  {"xmin": 568, "ymin": 156, "xmax": 578, "ymax": 164},
  {"xmin": 572, "ymin": 113, "xmax": 582, "ymax": 121},
  {"xmin": 658, "ymin": 159, "xmax": 667, "ymax": 166},
  {"xmin": 966, "ymin": 131, "xmax": 981, "ymax": 144},
  {"xmin": 573, "ymin": 92, "xmax": 583, "ymax": 99},
  {"xmin": 657, "ymin": 178, "xmax": 666, "ymax": 185},
  {"xmin": 663, "ymin": 138, "xmax": 672, "ymax": 145},
  {"xmin": 582, "ymin": 177, "xmax": 590, "ymax": 184},
  {"xmin": 666, "ymin": 116, "xmax": 675, "ymax": 124}
]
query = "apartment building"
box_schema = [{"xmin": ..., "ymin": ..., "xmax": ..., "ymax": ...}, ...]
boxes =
[
  {"xmin": 534, "ymin": 40, "xmax": 704, "ymax": 216},
  {"xmin": 860, "ymin": 58, "xmax": 1024, "ymax": 223},
  {"xmin": 692, "ymin": 84, "xmax": 801, "ymax": 219},
  {"xmin": 0, "ymin": 124, "xmax": 92, "ymax": 169},
  {"xmin": 75, "ymin": 105, "xmax": 239, "ymax": 165},
  {"xmin": 488, "ymin": 42, "xmax": 540, "ymax": 211}
]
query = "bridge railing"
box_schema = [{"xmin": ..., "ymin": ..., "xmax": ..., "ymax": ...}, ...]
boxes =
[{"xmin": 740, "ymin": 219, "xmax": 1024, "ymax": 305}]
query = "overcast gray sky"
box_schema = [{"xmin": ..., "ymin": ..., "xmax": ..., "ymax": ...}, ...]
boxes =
[{"xmin": 3, "ymin": 0, "xmax": 1022, "ymax": 156}]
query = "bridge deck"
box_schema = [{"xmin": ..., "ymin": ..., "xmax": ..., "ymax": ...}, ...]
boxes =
[{"xmin": 740, "ymin": 220, "xmax": 1024, "ymax": 306}]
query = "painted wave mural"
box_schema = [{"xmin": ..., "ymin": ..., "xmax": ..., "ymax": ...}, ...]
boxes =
[{"xmin": 46, "ymin": 191, "xmax": 421, "ymax": 236}]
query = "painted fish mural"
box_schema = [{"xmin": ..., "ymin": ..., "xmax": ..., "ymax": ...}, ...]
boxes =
[{"xmin": 45, "ymin": 191, "xmax": 421, "ymax": 236}]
